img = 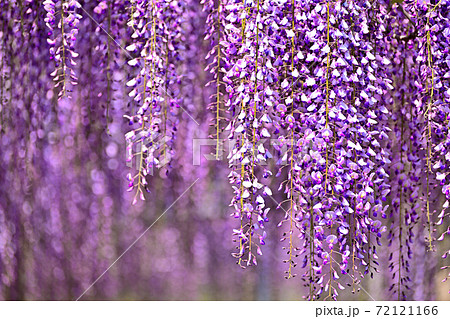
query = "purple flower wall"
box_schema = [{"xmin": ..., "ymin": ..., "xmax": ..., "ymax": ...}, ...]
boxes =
[{"xmin": 0, "ymin": 0, "xmax": 449, "ymax": 300}]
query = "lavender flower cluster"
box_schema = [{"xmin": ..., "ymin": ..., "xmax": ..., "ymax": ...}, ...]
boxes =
[
  {"xmin": 201, "ymin": 0, "xmax": 450, "ymax": 300},
  {"xmin": 44, "ymin": 0, "xmax": 82, "ymax": 99}
]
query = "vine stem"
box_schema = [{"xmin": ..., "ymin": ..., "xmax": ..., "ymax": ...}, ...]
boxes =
[
  {"xmin": 238, "ymin": 3, "xmax": 248, "ymax": 267},
  {"xmin": 398, "ymin": 103, "xmax": 404, "ymax": 300},
  {"xmin": 60, "ymin": 0, "xmax": 67, "ymax": 98},
  {"xmin": 324, "ymin": 0, "xmax": 331, "ymax": 194},
  {"xmin": 215, "ymin": 0, "xmax": 221, "ymax": 160},
  {"xmin": 328, "ymin": 248, "xmax": 333, "ymax": 300},
  {"xmin": 163, "ymin": 40, "xmax": 169, "ymax": 162},
  {"xmin": 309, "ymin": 202, "xmax": 315, "ymax": 300},
  {"xmin": 425, "ymin": 2, "xmax": 440, "ymax": 251},
  {"xmin": 248, "ymin": 0, "xmax": 261, "ymax": 262},
  {"xmin": 106, "ymin": 0, "xmax": 112, "ymax": 133},
  {"xmin": 287, "ymin": 0, "xmax": 295, "ymax": 280}
]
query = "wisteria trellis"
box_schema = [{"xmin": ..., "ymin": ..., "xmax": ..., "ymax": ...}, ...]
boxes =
[{"xmin": 0, "ymin": 0, "xmax": 449, "ymax": 300}]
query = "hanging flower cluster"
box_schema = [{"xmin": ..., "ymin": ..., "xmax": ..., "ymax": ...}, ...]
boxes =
[
  {"xmin": 124, "ymin": 0, "xmax": 187, "ymax": 204},
  {"xmin": 273, "ymin": 0, "xmax": 394, "ymax": 300},
  {"xmin": 210, "ymin": 0, "xmax": 274, "ymax": 267},
  {"xmin": 202, "ymin": 0, "xmax": 449, "ymax": 300},
  {"xmin": 421, "ymin": 0, "xmax": 450, "ymax": 287},
  {"xmin": 43, "ymin": 0, "xmax": 82, "ymax": 99}
]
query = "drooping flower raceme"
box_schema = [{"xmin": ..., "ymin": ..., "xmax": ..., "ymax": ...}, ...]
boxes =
[
  {"xmin": 125, "ymin": 0, "xmax": 187, "ymax": 204},
  {"xmin": 44, "ymin": 0, "xmax": 82, "ymax": 99}
]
